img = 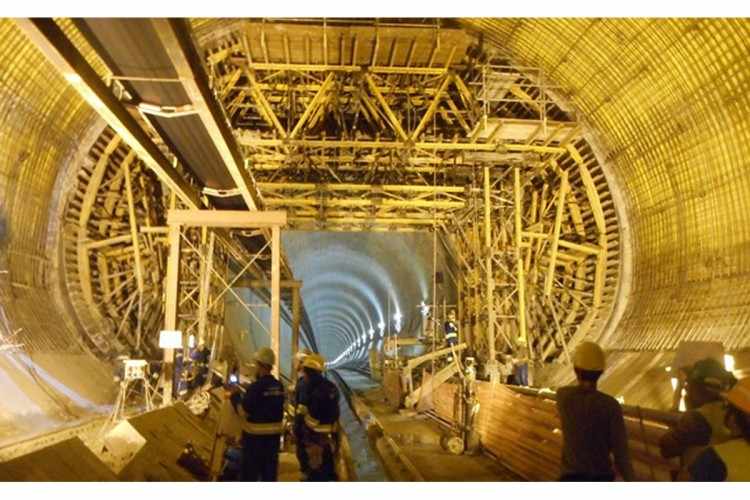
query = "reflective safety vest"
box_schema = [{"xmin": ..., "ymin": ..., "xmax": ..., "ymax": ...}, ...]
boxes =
[
  {"xmin": 298, "ymin": 375, "xmax": 340, "ymax": 435},
  {"xmin": 240, "ymin": 374, "xmax": 285, "ymax": 437},
  {"xmin": 714, "ymin": 439, "xmax": 750, "ymax": 481},
  {"xmin": 444, "ymin": 321, "xmax": 459, "ymax": 341}
]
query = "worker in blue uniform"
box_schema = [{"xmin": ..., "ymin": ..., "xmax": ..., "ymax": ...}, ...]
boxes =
[
  {"xmin": 230, "ymin": 347, "xmax": 285, "ymax": 481},
  {"xmin": 444, "ymin": 309, "xmax": 459, "ymax": 362},
  {"xmin": 292, "ymin": 350, "xmax": 312, "ymax": 479},
  {"xmin": 297, "ymin": 353, "xmax": 340, "ymax": 481}
]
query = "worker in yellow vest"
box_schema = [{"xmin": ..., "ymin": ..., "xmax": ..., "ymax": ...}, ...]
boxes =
[
  {"xmin": 659, "ymin": 358, "xmax": 736, "ymax": 479},
  {"xmin": 689, "ymin": 378, "xmax": 750, "ymax": 481}
]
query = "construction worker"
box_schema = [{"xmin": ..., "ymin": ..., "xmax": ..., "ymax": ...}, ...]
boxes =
[
  {"xmin": 230, "ymin": 347, "xmax": 285, "ymax": 481},
  {"xmin": 297, "ymin": 353, "xmax": 340, "ymax": 481},
  {"xmin": 556, "ymin": 341, "xmax": 634, "ymax": 481},
  {"xmin": 292, "ymin": 349, "xmax": 312, "ymax": 479},
  {"xmin": 512, "ymin": 338, "xmax": 531, "ymax": 386},
  {"xmin": 659, "ymin": 357, "xmax": 736, "ymax": 479},
  {"xmin": 444, "ymin": 310, "xmax": 459, "ymax": 347},
  {"xmin": 688, "ymin": 378, "xmax": 750, "ymax": 481},
  {"xmin": 444, "ymin": 310, "xmax": 459, "ymax": 362}
]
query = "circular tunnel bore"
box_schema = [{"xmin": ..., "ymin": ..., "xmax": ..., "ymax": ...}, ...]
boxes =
[{"xmin": 8, "ymin": 18, "xmax": 750, "ymax": 445}]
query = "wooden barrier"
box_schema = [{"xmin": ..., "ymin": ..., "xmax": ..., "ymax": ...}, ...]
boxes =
[{"xmin": 432, "ymin": 382, "xmax": 679, "ymax": 481}]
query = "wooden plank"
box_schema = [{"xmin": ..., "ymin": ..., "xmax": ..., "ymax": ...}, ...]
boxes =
[
  {"xmin": 122, "ymin": 151, "xmax": 144, "ymax": 349},
  {"xmin": 513, "ymin": 168, "xmax": 528, "ymax": 347},
  {"xmin": 163, "ymin": 224, "xmax": 181, "ymax": 406},
  {"xmin": 167, "ymin": 209, "xmax": 287, "ymax": 228},
  {"xmin": 544, "ymin": 170, "xmax": 569, "ymax": 297},
  {"xmin": 270, "ymin": 225, "xmax": 281, "ymax": 378}
]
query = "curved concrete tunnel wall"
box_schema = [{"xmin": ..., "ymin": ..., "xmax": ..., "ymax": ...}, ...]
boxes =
[
  {"xmin": 280, "ymin": 231, "xmax": 454, "ymax": 370},
  {"xmin": 2, "ymin": 19, "xmax": 750, "ymax": 441}
]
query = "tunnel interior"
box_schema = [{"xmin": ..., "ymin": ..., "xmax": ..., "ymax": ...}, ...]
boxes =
[{"xmin": 1, "ymin": 17, "xmax": 750, "ymax": 477}]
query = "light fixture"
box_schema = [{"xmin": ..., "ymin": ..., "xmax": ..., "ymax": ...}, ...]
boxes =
[
  {"xmin": 188, "ymin": 334, "xmax": 196, "ymax": 349},
  {"xmin": 670, "ymin": 377, "xmax": 678, "ymax": 391},
  {"xmin": 725, "ymin": 354, "xmax": 735, "ymax": 372},
  {"xmin": 665, "ymin": 366, "xmax": 672, "ymax": 373},
  {"xmin": 419, "ymin": 300, "xmax": 430, "ymax": 317},
  {"xmin": 64, "ymin": 73, "xmax": 82, "ymax": 84},
  {"xmin": 159, "ymin": 330, "xmax": 183, "ymax": 349}
]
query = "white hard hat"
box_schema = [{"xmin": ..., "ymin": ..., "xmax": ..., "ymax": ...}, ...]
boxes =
[
  {"xmin": 573, "ymin": 341, "xmax": 606, "ymax": 371},
  {"xmin": 254, "ymin": 347, "xmax": 276, "ymax": 368}
]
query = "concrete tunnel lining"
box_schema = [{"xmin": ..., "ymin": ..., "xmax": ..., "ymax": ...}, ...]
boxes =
[{"xmin": 1, "ymin": 18, "xmax": 750, "ymax": 448}]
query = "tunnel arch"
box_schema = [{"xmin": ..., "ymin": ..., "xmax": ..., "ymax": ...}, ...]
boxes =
[{"xmin": 1, "ymin": 19, "xmax": 750, "ymax": 440}]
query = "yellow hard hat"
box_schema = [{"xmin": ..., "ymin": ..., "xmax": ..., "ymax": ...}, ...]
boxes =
[
  {"xmin": 573, "ymin": 341, "xmax": 606, "ymax": 371},
  {"xmin": 727, "ymin": 378, "xmax": 750, "ymax": 414},
  {"xmin": 294, "ymin": 348, "xmax": 312, "ymax": 362},
  {"xmin": 254, "ymin": 347, "xmax": 276, "ymax": 368},
  {"xmin": 301, "ymin": 353, "xmax": 326, "ymax": 372}
]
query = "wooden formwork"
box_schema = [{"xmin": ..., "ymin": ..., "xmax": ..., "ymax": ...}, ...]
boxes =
[{"xmin": 433, "ymin": 381, "xmax": 678, "ymax": 481}]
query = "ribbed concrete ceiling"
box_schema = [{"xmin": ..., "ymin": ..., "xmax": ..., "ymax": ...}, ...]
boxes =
[
  {"xmin": 463, "ymin": 19, "xmax": 750, "ymax": 350},
  {"xmin": 2, "ymin": 18, "xmax": 750, "ymax": 440}
]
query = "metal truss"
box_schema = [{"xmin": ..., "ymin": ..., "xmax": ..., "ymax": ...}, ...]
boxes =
[{"xmin": 199, "ymin": 22, "xmax": 620, "ymax": 369}]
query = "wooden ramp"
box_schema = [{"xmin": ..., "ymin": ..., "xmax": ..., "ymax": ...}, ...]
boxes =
[
  {"xmin": 0, "ymin": 437, "xmax": 117, "ymax": 481},
  {"xmin": 118, "ymin": 403, "xmax": 214, "ymax": 481}
]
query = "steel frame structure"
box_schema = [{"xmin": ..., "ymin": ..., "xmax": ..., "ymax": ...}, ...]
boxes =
[
  {"xmin": 162, "ymin": 209, "xmax": 286, "ymax": 403},
  {"xmin": 201, "ymin": 20, "xmax": 621, "ymax": 370}
]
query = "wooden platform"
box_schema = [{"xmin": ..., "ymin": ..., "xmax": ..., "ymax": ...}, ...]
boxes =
[{"xmin": 0, "ymin": 437, "xmax": 117, "ymax": 481}]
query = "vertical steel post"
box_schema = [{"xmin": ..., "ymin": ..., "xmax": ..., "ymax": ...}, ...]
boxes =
[
  {"xmin": 271, "ymin": 225, "xmax": 281, "ymax": 377},
  {"xmin": 291, "ymin": 285, "xmax": 301, "ymax": 376},
  {"xmin": 163, "ymin": 223, "xmax": 181, "ymax": 406}
]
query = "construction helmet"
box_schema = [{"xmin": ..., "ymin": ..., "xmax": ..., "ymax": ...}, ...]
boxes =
[
  {"xmin": 301, "ymin": 353, "xmax": 326, "ymax": 372},
  {"xmin": 294, "ymin": 349, "xmax": 311, "ymax": 362},
  {"xmin": 726, "ymin": 378, "xmax": 750, "ymax": 414},
  {"xmin": 688, "ymin": 358, "xmax": 736, "ymax": 390},
  {"xmin": 253, "ymin": 347, "xmax": 276, "ymax": 368},
  {"xmin": 573, "ymin": 341, "xmax": 606, "ymax": 372}
]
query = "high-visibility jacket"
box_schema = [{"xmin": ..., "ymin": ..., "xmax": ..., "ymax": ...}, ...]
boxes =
[
  {"xmin": 444, "ymin": 321, "xmax": 459, "ymax": 343},
  {"xmin": 240, "ymin": 374, "xmax": 285, "ymax": 436},
  {"xmin": 298, "ymin": 374, "xmax": 339, "ymax": 435},
  {"xmin": 714, "ymin": 439, "xmax": 750, "ymax": 481}
]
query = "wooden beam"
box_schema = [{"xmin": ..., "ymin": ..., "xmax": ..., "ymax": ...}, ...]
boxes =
[
  {"xmin": 233, "ymin": 279, "xmax": 302, "ymax": 289},
  {"xmin": 411, "ymin": 74, "xmax": 453, "ymax": 141},
  {"xmin": 244, "ymin": 70, "xmax": 288, "ymax": 138},
  {"xmin": 163, "ymin": 224, "xmax": 182, "ymax": 406},
  {"xmin": 122, "ymin": 151, "xmax": 144, "ymax": 349},
  {"xmin": 197, "ymin": 232, "xmax": 215, "ymax": 345},
  {"xmin": 289, "ymin": 72, "xmax": 335, "ymax": 139},
  {"xmin": 364, "ymin": 73, "xmax": 409, "ymax": 142},
  {"xmin": 291, "ymin": 286, "xmax": 301, "ymax": 376},
  {"xmin": 167, "ymin": 209, "xmax": 287, "ymax": 228},
  {"xmin": 513, "ymin": 168, "xmax": 529, "ymax": 349},
  {"xmin": 270, "ymin": 225, "xmax": 281, "ymax": 378},
  {"xmin": 483, "ymin": 166, "xmax": 496, "ymax": 369},
  {"xmin": 544, "ymin": 170, "xmax": 569, "ymax": 297}
]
